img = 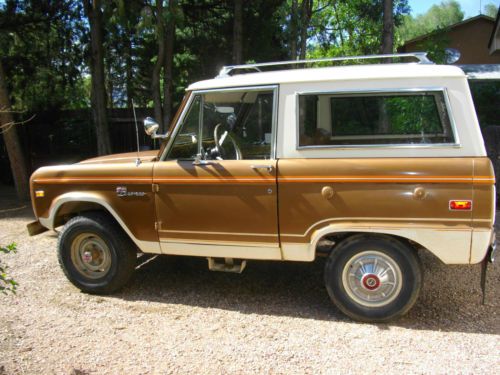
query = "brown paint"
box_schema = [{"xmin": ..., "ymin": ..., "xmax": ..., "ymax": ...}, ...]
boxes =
[{"xmin": 29, "ymin": 154, "xmax": 494, "ymax": 248}]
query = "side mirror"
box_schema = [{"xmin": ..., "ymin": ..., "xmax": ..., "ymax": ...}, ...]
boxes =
[
  {"xmin": 144, "ymin": 117, "xmax": 159, "ymax": 136},
  {"xmin": 144, "ymin": 117, "xmax": 168, "ymax": 139}
]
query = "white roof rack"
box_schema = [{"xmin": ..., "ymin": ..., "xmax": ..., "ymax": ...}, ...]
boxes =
[{"xmin": 217, "ymin": 52, "xmax": 433, "ymax": 78}]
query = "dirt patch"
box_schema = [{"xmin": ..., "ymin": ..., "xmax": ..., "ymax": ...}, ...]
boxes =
[{"xmin": 0, "ymin": 191, "xmax": 499, "ymax": 374}]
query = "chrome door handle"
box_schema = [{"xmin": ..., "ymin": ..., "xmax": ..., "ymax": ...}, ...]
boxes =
[
  {"xmin": 251, "ymin": 165, "xmax": 274, "ymax": 172},
  {"xmin": 193, "ymin": 153, "xmax": 214, "ymax": 166}
]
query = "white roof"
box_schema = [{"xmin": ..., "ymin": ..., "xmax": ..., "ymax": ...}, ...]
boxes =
[{"xmin": 187, "ymin": 63, "xmax": 466, "ymax": 91}]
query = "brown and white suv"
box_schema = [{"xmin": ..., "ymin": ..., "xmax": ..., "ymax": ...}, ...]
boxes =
[{"xmin": 27, "ymin": 53, "xmax": 496, "ymax": 322}]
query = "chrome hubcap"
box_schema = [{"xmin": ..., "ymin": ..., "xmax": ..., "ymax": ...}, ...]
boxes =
[
  {"xmin": 70, "ymin": 233, "xmax": 112, "ymax": 279},
  {"xmin": 342, "ymin": 251, "xmax": 402, "ymax": 307}
]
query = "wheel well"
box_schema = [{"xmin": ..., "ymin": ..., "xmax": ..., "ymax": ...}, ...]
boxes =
[
  {"xmin": 315, "ymin": 231, "xmax": 439, "ymax": 262},
  {"xmin": 53, "ymin": 201, "xmax": 113, "ymax": 228}
]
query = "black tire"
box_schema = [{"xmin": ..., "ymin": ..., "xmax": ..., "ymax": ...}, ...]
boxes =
[
  {"xmin": 324, "ymin": 234, "xmax": 422, "ymax": 323},
  {"xmin": 57, "ymin": 212, "xmax": 137, "ymax": 294}
]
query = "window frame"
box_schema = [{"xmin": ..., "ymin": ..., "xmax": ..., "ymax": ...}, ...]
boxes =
[
  {"xmin": 160, "ymin": 85, "xmax": 279, "ymax": 161},
  {"xmin": 295, "ymin": 87, "xmax": 461, "ymax": 150}
]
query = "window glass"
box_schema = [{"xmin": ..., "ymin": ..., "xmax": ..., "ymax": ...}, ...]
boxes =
[
  {"xmin": 167, "ymin": 95, "xmax": 201, "ymax": 160},
  {"xmin": 298, "ymin": 91, "xmax": 455, "ymax": 147},
  {"xmin": 201, "ymin": 90, "xmax": 274, "ymax": 160},
  {"xmin": 167, "ymin": 89, "xmax": 274, "ymax": 160}
]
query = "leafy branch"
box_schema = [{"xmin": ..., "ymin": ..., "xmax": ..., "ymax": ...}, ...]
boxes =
[
  {"xmin": 0, "ymin": 243, "xmax": 18, "ymax": 294},
  {"xmin": 0, "ymin": 106, "xmax": 35, "ymax": 135}
]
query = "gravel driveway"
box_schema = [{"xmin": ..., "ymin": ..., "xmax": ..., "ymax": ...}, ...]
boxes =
[{"xmin": 0, "ymin": 187, "xmax": 499, "ymax": 374}]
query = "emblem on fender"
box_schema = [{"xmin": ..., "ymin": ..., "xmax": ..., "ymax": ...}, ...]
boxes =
[
  {"xmin": 116, "ymin": 186, "xmax": 127, "ymax": 197},
  {"xmin": 116, "ymin": 186, "xmax": 146, "ymax": 197}
]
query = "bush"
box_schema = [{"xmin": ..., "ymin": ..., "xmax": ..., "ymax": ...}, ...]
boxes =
[{"xmin": 0, "ymin": 243, "xmax": 18, "ymax": 294}]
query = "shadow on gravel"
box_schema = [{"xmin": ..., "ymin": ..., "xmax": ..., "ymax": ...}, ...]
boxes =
[{"xmin": 115, "ymin": 251, "xmax": 499, "ymax": 335}]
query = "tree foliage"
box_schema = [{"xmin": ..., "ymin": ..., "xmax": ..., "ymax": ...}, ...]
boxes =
[
  {"xmin": 0, "ymin": 1, "xmax": 88, "ymax": 112},
  {"xmin": 306, "ymin": 0, "xmax": 410, "ymax": 58},
  {"xmin": 484, "ymin": 3, "xmax": 498, "ymax": 18},
  {"xmin": 0, "ymin": 243, "xmax": 18, "ymax": 295},
  {"xmin": 3, "ymin": 0, "xmax": 477, "ymax": 163},
  {"xmin": 0, "ymin": 0, "xmax": 413, "ymax": 122},
  {"xmin": 397, "ymin": 0, "xmax": 464, "ymax": 43}
]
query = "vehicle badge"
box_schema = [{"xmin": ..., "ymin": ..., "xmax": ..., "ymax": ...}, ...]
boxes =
[{"xmin": 116, "ymin": 186, "xmax": 127, "ymax": 197}]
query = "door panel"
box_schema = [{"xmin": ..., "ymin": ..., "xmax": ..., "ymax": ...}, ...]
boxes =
[{"xmin": 154, "ymin": 159, "xmax": 279, "ymax": 256}]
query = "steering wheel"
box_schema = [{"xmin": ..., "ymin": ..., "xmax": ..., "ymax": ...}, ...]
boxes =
[{"xmin": 213, "ymin": 123, "xmax": 242, "ymax": 160}]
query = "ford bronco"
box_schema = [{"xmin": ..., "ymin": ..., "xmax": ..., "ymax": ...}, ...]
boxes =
[{"xmin": 27, "ymin": 53, "xmax": 496, "ymax": 322}]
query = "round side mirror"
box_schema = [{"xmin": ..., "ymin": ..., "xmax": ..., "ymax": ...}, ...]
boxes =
[{"xmin": 144, "ymin": 117, "xmax": 160, "ymax": 137}]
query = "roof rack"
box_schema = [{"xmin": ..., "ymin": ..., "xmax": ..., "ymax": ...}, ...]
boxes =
[{"xmin": 216, "ymin": 52, "xmax": 433, "ymax": 78}]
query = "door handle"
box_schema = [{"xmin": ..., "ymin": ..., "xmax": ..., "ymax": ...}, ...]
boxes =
[
  {"xmin": 193, "ymin": 153, "xmax": 214, "ymax": 166},
  {"xmin": 251, "ymin": 165, "xmax": 274, "ymax": 172}
]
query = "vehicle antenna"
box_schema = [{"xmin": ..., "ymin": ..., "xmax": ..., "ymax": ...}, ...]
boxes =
[{"xmin": 132, "ymin": 99, "xmax": 141, "ymax": 167}]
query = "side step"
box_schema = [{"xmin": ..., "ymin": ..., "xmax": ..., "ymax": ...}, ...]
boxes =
[{"xmin": 207, "ymin": 258, "xmax": 247, "ymax": 273}]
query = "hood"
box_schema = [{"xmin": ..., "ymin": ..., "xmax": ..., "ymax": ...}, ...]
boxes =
[{"xmin": 78, "ymin": 150, "xmax": 159, "ymax": 165}]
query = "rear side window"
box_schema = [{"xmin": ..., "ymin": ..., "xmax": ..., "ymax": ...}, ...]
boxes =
[{"xmin": 298, "ymin": 90, "xmax": 456, "ymax": 147}]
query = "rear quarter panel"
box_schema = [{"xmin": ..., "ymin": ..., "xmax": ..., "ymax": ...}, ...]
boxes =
[{"xmin": 277, "ymin": 157, "xmax": 494, "ymax": 264}]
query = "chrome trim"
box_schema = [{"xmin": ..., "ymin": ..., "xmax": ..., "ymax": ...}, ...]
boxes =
[
  {"xmin": 251, "ymin": 164, "xmax": 274, "ymax": 172},
  {"xmin": 283, "ymin": 216, "xmax": 476, "ymax": 238},
  {"xmin": 217, "ymin": 52, "xmax": 433, "ymax": 77},
  {"xmin": 160, "ymin": 91, "xmax": 196, "ymax": 161},
  {"xmin": 342, "ymin": 250, "xmax": 403, "ymax": 307},
  {"xmin": 159, "ymin": 228, "xmax": 277, "ymax": 237},
  {"xmin": 271, "ymin": 86, "xmax": 279, "ymax": 160},
  {"xmin": 294, "ymin": 87, "xmax": 461, "ymax": 151},
  {"xmin": 161, "ymin": 85, "xmax": 279, "ymax": 161}
]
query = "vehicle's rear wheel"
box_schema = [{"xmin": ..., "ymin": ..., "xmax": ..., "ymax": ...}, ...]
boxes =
[
  {"xmin": 324, "ymin": 234, "xmax": 422, "ymax": 323},
  {"xmin": 58, "ymin": 212, "xmax": 136, "ymax": 294}
]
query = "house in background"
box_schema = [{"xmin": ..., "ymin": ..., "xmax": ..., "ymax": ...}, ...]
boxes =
[
  {"xmin": 401, "ymin": 11, "xmax": 500, "ymax": 193},
  {"xmin": 398, "ymin": 13, "xmax": 499, "ymax": 129},
  {"xmin": 400, "ymin": 15, "xmax": 499, "ymax": 64}
]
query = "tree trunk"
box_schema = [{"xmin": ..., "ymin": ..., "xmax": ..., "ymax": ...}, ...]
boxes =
[
  {"xmin": 0, "ymin": 61, "xmax": 30, "ymax": 201},
  {"xmin": 379, "ymin": 0, "xmax": 393, "ymax": 134},
  {"xmin": 162, "ymin": 0, "xmax": 176, "ymax": 129},
  {"xmin": 290, "ymin": 0, "xmax": 298, "ymax": 60},
  {"xmin": 106, "ymin": 58, "xmax": 114, "ymax": 109},
  {"xmin": 84, "ymin": 0, "xmax": 111, "ymax": 155},
  {"xmin": 332, "ymin": 2, "xmax": 345, "ymax": 48},
  {"xmin": 381, "ymin": 0, "xmax": 393, "ymax": 54},
  {"xmin": 152, "ymin": 0, "xmax": 166, "ymax": 131},
  {"xmin": 232, "ymin": 0, "xmax": 243, "ymax": 64},
  {"xmin": 299, "ymin": 0, "xmax": 313, "ymax": 60}
]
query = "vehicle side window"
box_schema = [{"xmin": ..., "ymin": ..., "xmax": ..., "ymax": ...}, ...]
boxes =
[
  {"xmin": 167, "ymin": 95, "xmax": 201, "ymax": 160},
  {"xmin": 201, "ymin": 89, "xmax": 274, "ymax": 160},
  {"xmin": 298, "ymin": 91, "xmax": 455, "ymax": 147}
]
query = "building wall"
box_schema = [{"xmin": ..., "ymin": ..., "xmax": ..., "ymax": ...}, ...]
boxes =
[{"xmin": 402, "ymin": 18, "xmax": 500, "ymax": 64}]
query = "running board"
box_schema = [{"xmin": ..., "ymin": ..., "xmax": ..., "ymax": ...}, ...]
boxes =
[{"xmin": 207, "ymin": 258, "xmax": 247, "ymax": 273}]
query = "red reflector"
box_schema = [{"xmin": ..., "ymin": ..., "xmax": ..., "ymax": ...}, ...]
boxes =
[{"xmin": 449, "ymin": 200, "xmax": 472, "ymax": 210}]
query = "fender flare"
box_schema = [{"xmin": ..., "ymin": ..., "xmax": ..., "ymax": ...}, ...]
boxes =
[
  {"xmin": 310, "ymin": 224, "xmax": 472, "ymax": 264},
  {"xmin": 39, "ymin": 192, "xmax": 161, "ymax": 254}
]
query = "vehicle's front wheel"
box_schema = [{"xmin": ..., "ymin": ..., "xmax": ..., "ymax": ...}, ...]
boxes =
[
  {"xmin": 58, "ymin": 212, "xmax": 137, "ymax": 294},
  {"xmin": 324, "ymin": 234, "xmax": 422, "ymax": 323}
]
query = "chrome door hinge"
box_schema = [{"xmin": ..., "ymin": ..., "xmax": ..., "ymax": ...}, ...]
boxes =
[{"xmin": 152, "ymin": 183, "xmax": 159, "ymax": 193}]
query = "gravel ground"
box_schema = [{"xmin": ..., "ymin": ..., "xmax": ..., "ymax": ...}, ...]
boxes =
[{"xmin": 0, "ymin": 186, "xmax": 499, "ymax": 374}]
